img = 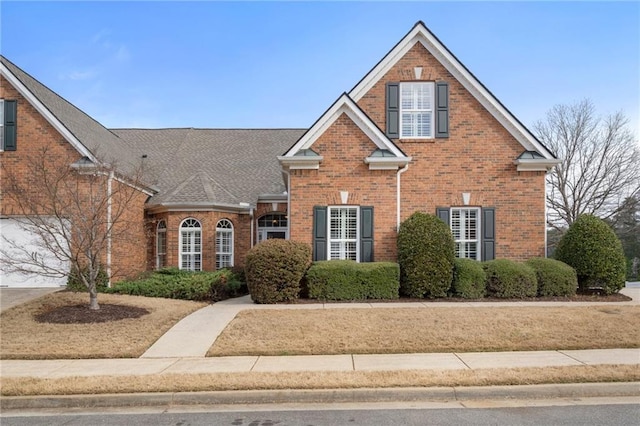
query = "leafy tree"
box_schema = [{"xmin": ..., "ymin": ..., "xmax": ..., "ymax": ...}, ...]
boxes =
[{"xmin": 534, "ymin": 99, "xmax": 639, "ymax": 230}]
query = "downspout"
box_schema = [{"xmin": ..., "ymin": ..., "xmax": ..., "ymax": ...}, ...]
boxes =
[
  {"xmin": 396, "ymin": 164, "xmax": 409, "ymax": 230},
  {"xmin": 282, "ymin": 168, "xmax": 291, "ymax": 239},
  {"xmin": 106, "ymin": 170, "xmax": 113, "ymax": 287},
  {"xmin": 250, "ymin": 206, "xmax": 254, "ymax": 248}
]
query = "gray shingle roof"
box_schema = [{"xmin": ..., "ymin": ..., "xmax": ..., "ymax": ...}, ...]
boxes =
[
  {"xmin": 112, "ymin": 128, "xmax": 305, "ymax": 207},
  {"xmin": 2, "ymin": 55, "xmax": 305, "ymax": 208}
]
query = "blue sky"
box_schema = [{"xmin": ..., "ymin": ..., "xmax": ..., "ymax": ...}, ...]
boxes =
[{"xmin": 2, "ymin": 1, "xmax": 638, "ymax": 137}]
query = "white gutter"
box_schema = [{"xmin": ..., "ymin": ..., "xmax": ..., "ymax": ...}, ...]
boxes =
[
  {"xmin": 106, "ymin": 171, "xmax": 113, "ymax": 287},
  {"xmin": 397, "ymin": 164, "xmax": 409, "ymax": 229}
]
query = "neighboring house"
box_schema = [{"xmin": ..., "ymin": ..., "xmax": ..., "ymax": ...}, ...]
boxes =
[{"xmin": 0, "ymin": 22, "xmax": 558, "ymax": 288}]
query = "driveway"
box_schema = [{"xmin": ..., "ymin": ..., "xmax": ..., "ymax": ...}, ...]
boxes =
[{"xmin": 0, "ymin": 287, "xmax": 63, "ymax": 312}]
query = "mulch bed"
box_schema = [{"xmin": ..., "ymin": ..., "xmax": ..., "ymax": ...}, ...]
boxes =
[
  {"xmin": 283, "ymin": 293, "xmax": 632, "ymax": 304},
  {"xmin": 35, "ymin": 304, "xmax": 149, "ymax": 324}
]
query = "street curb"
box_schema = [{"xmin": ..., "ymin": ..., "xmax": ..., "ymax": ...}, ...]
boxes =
[{"xmin": 2, "ymin": 382, "xmax": 639, "ymax": 410}]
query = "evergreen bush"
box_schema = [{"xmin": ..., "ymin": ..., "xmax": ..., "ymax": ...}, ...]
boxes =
[
  {"xmin": 245, "ymin": 239, "xmax": 312, "ymax": 303},
  {"xmin": 483, "ymin": 259, "xmax": 537, "ymax": 298},
  {"xmin": 452, "ymin": 258, "xmax": 486, "ymax": 299},
  {"xmin": 526, "ymin": 258, "xmax": 577, "ymax": 297},
  {"xmin": 306, "ymin": 260, "xmax": 400, "ymax": 300},
  {"xmin": 554, "ymin": 214, "xmax": 626, "ymax": 294},
  {"xmin": 397, "ymin": 212, "xmax": 455, "ymax": 298}
]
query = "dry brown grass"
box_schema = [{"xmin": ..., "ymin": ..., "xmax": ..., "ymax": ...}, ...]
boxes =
[
  {"xmin": 208, "ymin": 306, "xmax": 640, "ymax": 356},
  {"xmin": 1, "ymin": 365, "xmax": 638, "ymax": 396},
  {"xmin": 0, "ymin": 292, "xmax": 206, "ymax": 359}
]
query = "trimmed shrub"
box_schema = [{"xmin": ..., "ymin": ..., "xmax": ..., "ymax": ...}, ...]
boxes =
[
  {"xmin": 483, "ymin": 259, "xmax": 537, "ymax": 298},
  {"xmin": 245, "ymin": 239, "xmax": 312, "ymax": 304},
  {"xmin": 66, "ymin": 266, "xmax": 109, "ymax": 292},
  {"xmin": 306, "ymin": 260, "xmax": 400, "ymax": 300},
  {"xmin": 397, "ymin": 212, "xmax": 455, "ymax": 298},
  {"xmin": 554, "ymin": 214, "xmax": 626, "ymax": 295},
  {"xmin": 526, "ymin": 258, "xmax": 577, "ymax": 297},
  {"xmin": 452, "ymin": 258, "xmax": 486, "ymax": 299},
  {"xmin": 105, "ymin": 268, "xmax": 243, "ymax": 302}
]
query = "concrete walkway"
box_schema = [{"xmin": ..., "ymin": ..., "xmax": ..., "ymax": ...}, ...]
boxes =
[
  {"xmin": 141, "ymin": 286, "xmax": 640, "ymax": 358},
  {"xmin": 2, "ymin": 348, "xmax": 639, "ymax": 379}
]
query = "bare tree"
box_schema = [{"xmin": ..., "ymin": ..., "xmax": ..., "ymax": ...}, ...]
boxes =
[
  {"xmin": 534, "ymin": 99, "xmax": 640, "ymax": 230},
  {"xmin": 0, "ymin": 145, "xmax": 149, "ymax": 310}
]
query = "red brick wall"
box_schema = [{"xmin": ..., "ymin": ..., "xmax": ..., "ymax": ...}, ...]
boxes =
[
  {"xmin": 146, "ymin": 210, "xmax": 252, "ymax": 271},
  {"xmin": 1, "ymin": 76, "xmax": 150, "ymax": 282},
  {"xmin": 289, "ymin": 114, "xmax": 399, "ymax": 261},
  {"xmin": 290, "ymin": 42, "xmax": 546, "ymax": 261}
]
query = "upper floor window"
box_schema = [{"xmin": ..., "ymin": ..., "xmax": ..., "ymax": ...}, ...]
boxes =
[
  {"xmin": 216, "ymin": 219, "xmax": 233, "ymax": 269},
  {"xmin": 179, "ymin": 218, "xmax": 201, "ymax": 271},
  {"xmin": 156, "ymin": 220, "xmax": 167, "ymax": 270},
  {"xmin": 0, "ymin": 99, "xmax": 17, "ymax": 151},
  {"xmin": 451, "ymin": 208, "xmax": 480, "ymax": 260},
  {"xmin": 400, "ymin": 82, "xmax": 434, "ymax": 139}
]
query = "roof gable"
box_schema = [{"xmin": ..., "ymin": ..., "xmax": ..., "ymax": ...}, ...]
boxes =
[
  {"xmin": 280, "ymin": 93, "xmax": 409, "ymax": 169},
  {"xmin": 348, "ymin": 21, "xmax": 557, "ymax": 161}
]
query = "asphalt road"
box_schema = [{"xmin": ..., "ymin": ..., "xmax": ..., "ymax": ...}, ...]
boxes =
[{"xmin": 3, "ymin": 401, "xmax": 639, "ymax": 426}]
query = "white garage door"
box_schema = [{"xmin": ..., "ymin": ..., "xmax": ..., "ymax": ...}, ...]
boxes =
[{"xmin": 0, "ymin": 218, "xmax": 69, "ymax": 288}]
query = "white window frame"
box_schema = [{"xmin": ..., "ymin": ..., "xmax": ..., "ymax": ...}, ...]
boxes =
[
  {"xmin": 156, "ymin": 220, "xmax": 167, "ymax": 270},
  {"xmin": 450, "ymin": 207, "xmax": 481, "ymax": 261},
  {"xmin": 179, "ymin": 218, "xmax": 202, "ymax": 271},
  {"xmin": 215, "ymin": 218, "xmax": 234, "ymax": 269},
  {"xmin": 257, "ymin": 213, "xmax": 288, "ymax": 242},
  {"xmin": 400, "ymin": 82, "xmax": 434, "ymax": 139},
  {"xmin": 327, "ymin": 206, "xmax": 359, "ymax": 261}
]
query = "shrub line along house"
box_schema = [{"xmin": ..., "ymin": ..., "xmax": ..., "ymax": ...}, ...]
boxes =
[{"xmin": 0, "ymin": 22, "xmax": 559, "ymax": 287}]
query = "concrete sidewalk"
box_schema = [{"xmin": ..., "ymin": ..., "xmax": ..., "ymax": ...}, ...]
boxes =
[
  {"xmin": 141, "ymin": 286, "xmax": 640, "ymax": 358},
  {"xmin": 2, "ymin": 348, "xmax": 639, "ymax": 379}
]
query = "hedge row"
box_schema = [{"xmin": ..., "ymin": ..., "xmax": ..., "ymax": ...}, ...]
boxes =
[
  {"xmin": 306, "ymin": 260, "xmax": 400, "ymax": 300},
  {"xmin": 103, "ymin": 268, "xmax": 244, "ymax": 302}
]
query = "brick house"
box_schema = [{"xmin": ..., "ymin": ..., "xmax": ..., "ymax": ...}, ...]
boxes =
[{"xmin": 0, "ymin": 22, "xmax": 558, "ymax": 287}]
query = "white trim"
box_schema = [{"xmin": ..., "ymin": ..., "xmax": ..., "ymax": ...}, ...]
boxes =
[
  {"xmin": 348, "ymin": 22, "xmax": 556, "ymax": 160},
  {"xmin": 277, "ymin": 155, "xmax": 323, "ymax": 170},
  {"xmin": 106, "ymin": 171, "xmax": 113, "ymax": 286},
  {"xmin": 155, "ymin": 220, "xmax": 167, "ymax": 270},
  {"xmin": 514, "ymin": 158, "xmax": 561, "ymax": 172},
  {"xmin": 450, "ymin": 207, "xmax": 481, "ymax": 261},
  {"xmin": 0, "ymin": 63, "xmax": 96, "ymax": 161},
  {"xmin": 281, "ymin": 93, "xmax": 407, "ymax": 161},
  {"xmin": 364, "ymin": 156, "xmax": 411, "ymax": 170}
]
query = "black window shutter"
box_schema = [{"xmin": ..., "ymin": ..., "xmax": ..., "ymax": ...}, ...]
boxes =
[
  {"xmin": 313, "ymin": 206, "xmax": 327, "ymax": 261},
  {"xmin": 4, "ymin": 100, "xmax": 17, "ymax": 151},
  {"xmin": 436, "ymin": 207, "xmax": 450, "ymax": 225},
  {"xmin": 386, "ymin": 82, "xmax": 400, "ymax": 138},
  {"xmin": 360, "ymin": 206, "xmax": 374, "ymax": 262},
  {"xmin": 435, "ymin": 81, "xmax": 449, "ymax": 138},
  {"xmin": 482, "ymin": 207, "xmax": 495, "ymax": 261}
]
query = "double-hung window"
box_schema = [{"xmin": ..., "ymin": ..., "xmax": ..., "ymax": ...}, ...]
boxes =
[
  {"xmin": 215, "ymin": 219, "xmax": 233, "ymax": 269},
  {"xmin": 451, "ymin": 208, "xmax": 480, "ymax": 260},
  {"xmin": 180, "ymin": 218, "xmax": 202, "ymax": 271},
  {"xmin": 400, "ymin": 82, "xmax": 434, "ymax": 138},
  {"xmin": 328, "ymin": 206, "xmax": 358, "ymax": 261}
]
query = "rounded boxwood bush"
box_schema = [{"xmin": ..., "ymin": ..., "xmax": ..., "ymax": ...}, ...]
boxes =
[
  {"xmin": 525, "ymin": 258, "xmax": 577, "ymax": 297},
  {"xmin": 397, "ymin": 212, "xmax": 455, "ymax": 298},
  {"xmin": 554, "ymin": 214, "xmax": 626, "ymax": 295},
  {"xmin": 245, "ymin": 239, "xmax": 312, "ymax": 304},
  {"xmin": 483, "ymin": 259, "xmax": 537, "ymax": 298},
  {"xmin": 452, "ymin": 258, "xmax": 486, "ymax": 299}
]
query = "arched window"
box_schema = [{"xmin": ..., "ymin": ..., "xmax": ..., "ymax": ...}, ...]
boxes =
[
  {"xmin": 156, "ymin": 220, "xmax": 167, "ymax": 270},
  {"xmin": 257, "ymin": 213, "xmax": 288, "ymax": 242},
  {"xmin": 180, "ymin": 218, "xmax": 201, "ymax": 271},
  {"xmin": 216, "ymin": 219, "xmax": 233, "ymax": 269}
]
